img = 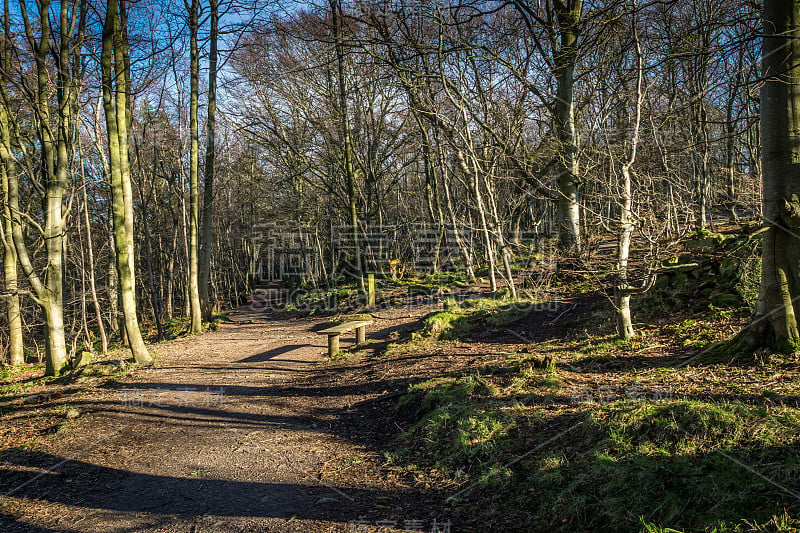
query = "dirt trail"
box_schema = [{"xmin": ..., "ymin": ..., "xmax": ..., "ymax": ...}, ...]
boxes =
[{"xmin": 0, "ymin": 300, "xmax": 452, "ymax": 532}]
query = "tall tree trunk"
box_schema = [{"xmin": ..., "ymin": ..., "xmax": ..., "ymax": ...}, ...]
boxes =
[
  {"xmin": 553, "ymin": 0, "xmax": 583, "ymax": 254},
  {"xmin": 615, "ymin": 142, "xmax": 636, "ymax": 340},
  {"xmin": 116, "ymin": 0, "xmax": 144, "ymax": 344},
  {"xmin": 7, "ymin": 156, "xmax": 67, "ymax": 375},
  {"xmin": 187, "ymin": 0, "xmax": 203, "ymax": 333},
  {"xmin": 0, "ymin": 0, "xmax": 23, "ymax": 365},
  {"xmin": 614, "ymin": 7, "xmax": 644, "ymax": 340},
  {"xmin": 443, "ymin": 176, "xmax": 475, "ymax": 282},
  {"xmin": 11, "ymin": 0, "xmax": 76, "ymax": 375},
  {"xmin": 691, "ymin": 103, "xmax": 711, "ymax": 229},
  {"xmin": 483, "ymin": 168, "xmax": 517, "ymax": 297},
  {"xmin": 331, "ymin": 0, "xmax": 364, "ymax": 294},
  {"xmin": 199, "ymin": 0, "xmax": 218, "ymax": 319},
  {"xmin": 750, "ymin": 0, "xmax": 800, "ymax": 351},
  {"xmin": 101, "ymin": 0, "xmax": 151, "ymax": 363}
]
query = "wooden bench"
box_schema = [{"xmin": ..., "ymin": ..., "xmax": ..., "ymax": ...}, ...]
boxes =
[{"xmin": 317, "ymin": 320, "xmax": 373, "ymax": 357}]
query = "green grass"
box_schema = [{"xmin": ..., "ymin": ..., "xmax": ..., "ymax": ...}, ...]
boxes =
[
  {"xmin": 162, "ymin": 316, "xmax": 192, "ymax": 338},
  {"xmin": 541, "ymin": 374, "xmax": 561, "ymax": 390},
  {"xmin": 668, "ymin": 319, "xmax": 719, "ymax": 347},
  {"xmin": 0, "ymin": 364, "xmax": 52, "ymax": 395},
  {"xmin": 393, "ymin": 372, "xmax": 800, "ymax": 532},
  {"xmin": 0, "ymin": 363, "xmax": 44, "ymax": 382},
  {"xmin": 384, "ymin": 230, "xmax": 793, "ymax": 530},
  {"xmin": 399, "ymin": 375, "xmax": 518, "ymax": 478},
  {"xmin": 416, "ymin": 297, "xmax": 543, "ymax": 342},
  {"xmin": 0, "ymin": 382, "xmax": 28, "ymax": 394},
  {"xmin": 639, "ymin": 511, "xmax": 800, "ymax": 532},
  {"xmin": 0, "ymin": 438, "xmax": 41, "ymax": 459},
  {"xmin": 404, "ymin": 374, "xmax": 498, "ymax": 411},
  {"xmin": 577, "ymin": 334, "xmax": 629, "ymax": 354},
  {"xmin": 421, "ymin": 310, "xmax": 473, "ymax": 340}
]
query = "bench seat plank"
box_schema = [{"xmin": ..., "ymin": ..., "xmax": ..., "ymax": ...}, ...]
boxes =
[{"xmin": 317, "ymin": 320, "xmax": 374, "ymax": 357}]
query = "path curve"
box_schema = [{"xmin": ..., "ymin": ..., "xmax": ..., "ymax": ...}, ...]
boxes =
[{"xmin": 1, "ymin": 300, "xmax": 446, "ymax": 533}]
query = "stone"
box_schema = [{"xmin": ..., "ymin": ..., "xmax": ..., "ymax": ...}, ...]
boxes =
[{"xmin": 73, "ymin": 351, "xmax": 93, "ymax": 369}]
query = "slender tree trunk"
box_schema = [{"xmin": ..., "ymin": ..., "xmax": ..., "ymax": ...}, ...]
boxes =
[
  {"xmin": 79, "ymin": 231, "xmax": 90, "ymax": 347},
  {"xmin": 139, "ymin": 191, "xmax": 164, "ymax": 340},
  {"xmin": 92, "ymin": 96, "xmax": 119, "ymax": 340},
  {"xmin": 116, "ymin": 0, "xmax": 145, "ymax": 341},
  {"xmin": 331, "ymin": 0, "xmax": 364, "ymax": 294},
  {"xmin": 11, "ymin": 0, "xmax": 74, "ymax": 375},
  {"xmin": 725, "ymin": 64, "xmax": 742, "ymax": 222},
  {"xmin": 8, "ymin": 159, "xmax": 68, "ymax": 374},
  {"xmin": 439, "ymin": 142, "xmax": 475, "ymax": 282},
  {"xmin": 80, "ymin": 145, "xmax": 108, "ymax": 353},
  {"xmin": 457, "ymin": 150, "xmax": 497, "ymax": 292},
  {"xmin": 101, "ymin": 0, "xmax": 151, "ymax": 363},
  {"xmin": 108, "ymin": 232, "xmax": 119, "ymax": 333},
  {"xmin": 187, "ymin": 0, "xmax": 203, "ymax": 333},
  {"xmin": 0, "ymin": 0, "xmax": 23, "ymax": 365},
  {"xmin": 614, "ymin": 9, "xmax": 644, "ymax": 341},
  {"xmin": 615, "ymin": 155, "xmax": 636, "ymax": 340},
  {"xmin": 199, "ymin": 0, "xmax": 218, "ymax": 319},
  {"xmin": 166, "ymin": 225, "xmax": 177, "ymax": 320},
  {"xmin": 0, "ymin": 175, "xmax": 23, "ymax": 365},
  {"xmin": 691, "ymin": 104, "xmax": 711, "ymax": 229},
  {"xmin": 181, "ymin": 175, "xmax": 191, "ymax": 318},
  {"xmin": 483, "ymin": 168, "xmax": 517, "ymax": 297}
]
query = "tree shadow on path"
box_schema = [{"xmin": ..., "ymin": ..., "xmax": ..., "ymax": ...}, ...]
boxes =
[{"xmin": 0, "ymin": 450, "xmax": 422, "ymax": 531}]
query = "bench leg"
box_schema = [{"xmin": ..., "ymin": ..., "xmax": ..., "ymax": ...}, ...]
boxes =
[
  {"xmin": 356, "ymin": 325, "xmax": 366, "ymax": 344},
  {"xmin": 328, "ymin": 334, "xmax": 340, "ymax": 357}
]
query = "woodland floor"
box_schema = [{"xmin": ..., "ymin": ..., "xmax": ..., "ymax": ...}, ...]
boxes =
[
  {"xmin": 2, "ymin": 280, "xmax": 800, "ymax": 532},
  {"xmin": 0, "ymin": 292, "xmax": 460, "ymax": 533}
]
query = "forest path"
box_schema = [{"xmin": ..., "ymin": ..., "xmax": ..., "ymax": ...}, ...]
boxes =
[{"xmin": 0, "ymin": 297, "xmax": 449, "ymax": 532}]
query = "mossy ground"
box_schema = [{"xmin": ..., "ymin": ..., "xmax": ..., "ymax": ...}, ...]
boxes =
[{"xmin": 381, "ymin": 242, "xmax": 800, "ymax": 531}]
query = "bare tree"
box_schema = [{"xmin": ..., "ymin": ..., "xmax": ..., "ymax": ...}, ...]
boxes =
[
  {"xmin": 101, "ymin": 0, "xmax": 152, "ymax": 363},
  {"xmin": 0, "ymin": 0, "xmax": 23, "ymax": 365}
]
